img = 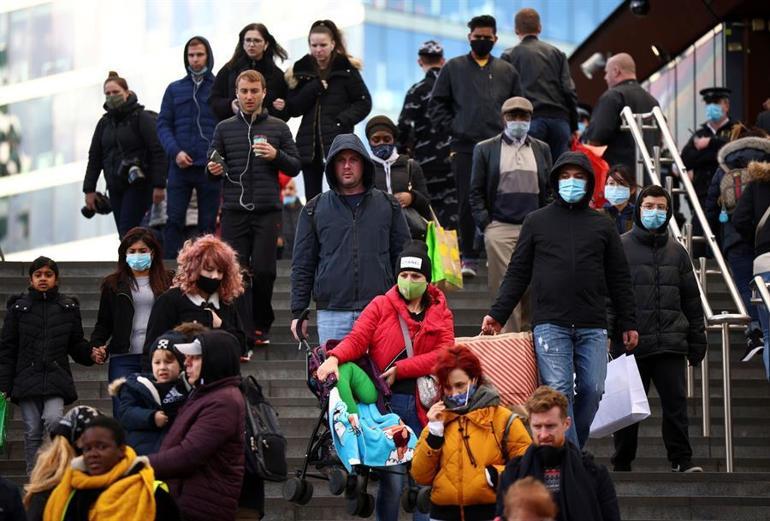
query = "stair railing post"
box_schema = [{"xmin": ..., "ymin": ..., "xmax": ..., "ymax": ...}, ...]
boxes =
[
  {"xmin": 699, "ymin": 257, "xmax": 710, "ymax": 437},
  {"xmin": 635, "ymin": 113, "xmax": 645, "ymax": 188},
  {"xmin": 720, "ymin": 314, "xmax": 734, "ymax": 472}
]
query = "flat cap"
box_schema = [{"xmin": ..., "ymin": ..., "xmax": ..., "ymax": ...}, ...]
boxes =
[{"xmin": 501, "ymin": 96, "xmax": 533, "ymax": 115}]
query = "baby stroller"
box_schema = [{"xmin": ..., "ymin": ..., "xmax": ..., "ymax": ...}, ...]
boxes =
[{"xmin": 283, "ymin": 309, "xmax": 416, "ymax": 517}]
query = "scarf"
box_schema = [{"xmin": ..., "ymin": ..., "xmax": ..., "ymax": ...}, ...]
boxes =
[
  {"xmin": 44, "ymin": 446, "xmax": 157, "ymax": 521},
  {"xmin": 370, "ymin": 148, "xmax": 400, "ymax": 193}
]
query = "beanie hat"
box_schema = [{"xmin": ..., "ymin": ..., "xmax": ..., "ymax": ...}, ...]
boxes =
[
  {"xmin": 50, "ymin": 405, "xmax": 102, "ymax": 446},
  {"xmin": 29, "ymin": 256, "xmax": 59, "ymax": 278},
  {"xmin": 149, "ymin": 330, "xmax": 187, "ymax": 367},
  {"xmin": 365, "ymin": 115, "xmax": 398, "ymax": 140},
  {"xmin": 396, "ymin": 240, "xmax": 432, "ymax": 283}
]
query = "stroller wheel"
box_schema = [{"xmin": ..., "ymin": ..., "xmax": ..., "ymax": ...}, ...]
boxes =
[
  {"xmin": 359, "ymin": 493, "xmax": 375, "ymax": 518},
  {"xmin": 283, "ymin": 477, "xmax": 303, "ymax": 502},
  {"xmin": 416, "ymin": 486, "xmax": 432, "ymax": 514},
  {"xmin": 345, "ymin": 473, "xmax": 367, "ymax": 498},
  {"xmin": 328, "ymin": 468, "xmax": 347, "ymax": 496},
  {"xmin": 346, "ymin": 492, "xmax": 375, "ymax": 517},
  {"xmin": 297, "ymin": 481, "xmax": 314, "ymax": 505},
  {"xmin": 401, "ymin": 487, "xmax": 417, "ymax": 513}
]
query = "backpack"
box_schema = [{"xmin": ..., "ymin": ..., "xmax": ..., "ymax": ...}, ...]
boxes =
[
  {"xmin": 242, "ymin": 375, "xmax": 288, "ymax": 482},
  {"xmin": 719, "ymin": 167, "xmax": 752, "ymax": 213}
]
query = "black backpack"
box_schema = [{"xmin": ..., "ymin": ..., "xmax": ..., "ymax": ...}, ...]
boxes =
[{"xmin": 242, "ymin": 375, "xmax": 288, "ymax": 482}]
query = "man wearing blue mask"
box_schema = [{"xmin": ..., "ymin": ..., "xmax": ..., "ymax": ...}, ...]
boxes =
[
  {"xmin": 469, "ymin": 96, "xmax": 552, "ymax": 332},
  {"xmin": 481, "ymin": 151, "xmax": 638, "ymax": 449},
  {"xmin": 610, "ymin": 185, "xmax": 706, "ymax": 473}
]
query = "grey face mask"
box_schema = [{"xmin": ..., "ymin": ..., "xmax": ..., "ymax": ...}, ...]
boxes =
[{"xmin": 105, "ymin": 94, "xmax": 125, "ymax": 110}]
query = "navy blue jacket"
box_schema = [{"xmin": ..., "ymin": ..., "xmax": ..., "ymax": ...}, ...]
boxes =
[
  {"xmin": 157, "ymin": 36, "xmax": 217, "ymax": 174},
  {"xmin": 290, "ymin": 134, "xmax": 410, "ymax": 318}
]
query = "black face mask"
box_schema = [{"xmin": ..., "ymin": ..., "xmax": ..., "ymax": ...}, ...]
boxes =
[
  {"xmin": 196, "ymin": 275, "xmax": 222, "ymax": 295},
  {"xmin": 470, "ymin": 39, "xmax": 494, "ymax": 57}
]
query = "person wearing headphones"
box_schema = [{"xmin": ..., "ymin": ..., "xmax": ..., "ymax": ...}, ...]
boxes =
[{"xmin": 207, "ymin": 69, "xmax": 301, "ymax": 348}]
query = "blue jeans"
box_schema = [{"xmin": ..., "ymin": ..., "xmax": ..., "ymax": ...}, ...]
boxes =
[
  {"xmin": 163, "ymin": 165, "xmax": 221, "ymax": 259},
  {"xmin": 108, "ymin": 354, "xmax": 143, "ymax": 417},
  {"xmin": 727, "ymin": 244, "xmax": 760, "ymax": 330},
  {"xmin": 533, "ymin": 324, "xmax": 608, "ymax": 448},
  {"xmin": 317, "ymin": 310, "xmax": 360, "ymax": 346},
  {"xmin": 756, "ymin": 272, "xmax": 770, "ymax": 381},
  {"xmin": 528, "ymin": 117, "xmax": 572, "ymax": 161},
  {"xmin": 377, "ymin": 393, "xmax": 428, "ymax": 521},
  {"xmin": 109, "ymin": 184, "xmax": 154, "ymax": 239}
]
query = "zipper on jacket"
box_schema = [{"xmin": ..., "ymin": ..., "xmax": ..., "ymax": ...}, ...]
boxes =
[
  {"xmin": 351, "ymin": 198, "xmax": 360, "ymax": 305},
  {"xmin": 569, "ymin": 213, "xmax": 576, "ymax": 325},
  {"xmin": 42, "ymin": 293, "xmax": 48, "ymax": 393}
]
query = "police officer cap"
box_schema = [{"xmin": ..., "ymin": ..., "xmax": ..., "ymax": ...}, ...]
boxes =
[{"xmin": 700, "ymin": 87, "xmax": 731, "ymax": 103}]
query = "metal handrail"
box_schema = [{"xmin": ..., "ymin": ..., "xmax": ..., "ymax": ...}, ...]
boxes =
[{"xmin": 621, "ymin": 106, "xmax": 750, "ymax": 472}]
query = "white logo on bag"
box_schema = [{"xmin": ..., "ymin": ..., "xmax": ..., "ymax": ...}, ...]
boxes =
[{"xmin": 400, "ymin": 257, "xmax": 422, "ymax": 270}]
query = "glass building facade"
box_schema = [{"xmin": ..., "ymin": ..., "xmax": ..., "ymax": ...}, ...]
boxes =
[{"xmin": 0, "ymin": 0, "xmax": 620, "ymax": 255}]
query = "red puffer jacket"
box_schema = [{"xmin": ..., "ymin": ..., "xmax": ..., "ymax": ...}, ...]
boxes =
[{"xmin": 328, "ymin": 284, "xmax": 455, "ymax": 425}]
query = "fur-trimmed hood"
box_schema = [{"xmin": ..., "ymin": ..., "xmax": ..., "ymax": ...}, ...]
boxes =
[
  {"xmin": 750, "ymin": 160, "xmax": 770, "ymax": 183},
  {"xmin": 108, "ymin": 375, "xmax": 162, "ymax": 405},
  {"xmin": 285, "ymin": 53, "xmax": 363, "ymax": 89},
  {"xmin": 717, "ymin": 136, "xmax": 770, "ymax": 172}
]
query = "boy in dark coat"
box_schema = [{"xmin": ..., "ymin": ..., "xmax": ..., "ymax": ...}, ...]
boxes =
[{"xmin": 610, "ymin": 185, "xmax": 707, "ymax": 472}]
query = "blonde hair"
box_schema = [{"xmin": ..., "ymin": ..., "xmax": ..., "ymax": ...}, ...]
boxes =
[{"xmin": 23, "ymin": 436, "xmax": 75, "ymax": 506}]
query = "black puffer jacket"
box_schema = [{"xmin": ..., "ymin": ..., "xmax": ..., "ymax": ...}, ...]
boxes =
[
  {"xmin": 286, "ymin": 54, "xmax": 372, "ymax": 165},
  {"xmin": 733, "ymin": 159, "xmax": 770, "ymax": 257},
  {"xmin": 372, "ymin": 154, "xmax": 431, "ymax": 219},
  {"xmin": 610, "ymin": 186, "xmax": 707, "ymax": 364},
  {"xmin": 0, "ymin": 288, "xmax": 93, "ymax": 405},
  {"xmin": 209, "ymin": 108, "xmax": 301, "ymax": 213},
  {"xmin": 209, "ymin": 55, "xmax": 289, "ymax": 122},
  {"xmin": 489, "ymin": 152, "xmax": 637, "ymax": 331},
  {"xmin": 83, "ymin": 92, "xmax": 167, "ymax": 192}
]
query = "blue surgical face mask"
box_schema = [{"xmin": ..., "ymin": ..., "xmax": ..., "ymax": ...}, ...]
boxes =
[
  {"xmin": 604, "ymin": 185, "xmax": 630, "ymax": 206},
  {"xmin": 558, "ymin": 178, "xmax": 587, "ymax": 204},
  {"xmin": 505, "ymin": 120, "xmax": 530, "ymax": 140},
  {"xmin": 444, "ymin": 382, "xmax": 476, "ymax": 410},
  {"xmin": 284, "ymin": 195, "xmax": 297, "ymax": 205},
  {"xmin": 705, "ymin": 103, "xmax": 724, "ymax": 123},
  {"xmin": 371, "ymin": 143, "xmax": 395, "ymax": 160},
  {"xmin": 640, "ymin": 208, "xmax": 668, "ymax": 231},
  {"xmin": 126, "ymin": 252, "xmax": 152, "ymax": 272},
  {"xmin": 578, "ymin": 121, "xmax": 587, "ymax": 134}
]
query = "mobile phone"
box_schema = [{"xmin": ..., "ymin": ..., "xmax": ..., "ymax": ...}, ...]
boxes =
[{"xmin": 209, "ymin": 150, "xmax": 226, "ymax": 172}]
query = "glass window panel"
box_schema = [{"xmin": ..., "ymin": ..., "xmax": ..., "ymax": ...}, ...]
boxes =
[
  {"xmin": 694, "ymin": 33, "xmax": 715, "ymax": 123},
  {"xmin": 675, "ymin": 50, "xmax": 695, "ymax": 148},
  {"xmin": 543, "ymin": 0, "xmax": 572, "ymax": 42}
]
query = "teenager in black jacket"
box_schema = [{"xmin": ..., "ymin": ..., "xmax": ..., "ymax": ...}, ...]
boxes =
[
  {"xmin": 209, "ymin": 23, "xmax": 290, "ymax": 122},
  {"xmin": 286, "ymin": 19, "xmax": 372, "ymax": 200},
  {"xmin": 482, "ymin": 151, "xmax": 638, "ymax": 449}
]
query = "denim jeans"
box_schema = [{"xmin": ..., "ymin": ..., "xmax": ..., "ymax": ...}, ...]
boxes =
[
  {"xmin": 533, "ymin": 323, "xmax": 608, "ymax": 448},
  {"xmin": 756, "ymin": 271, "xmax": 770, "ymax": 381},
  {"xmin": 109, "ymin": 184, "xmax": 154, "ymax": 239},
  {"xmin": 317, "ymin": 310, "xmax": 361, "ymax": 346},
  {"xmin": 376, "ymin": 393, "xmax": 428, "ymax": 521},
  {"xmin": 727, "ymin": 244, "xmax": 760, "ymax": 330},
  {"xmin": 108, "ymin": 354, "xmax": 143, "ymax": 417},
  {"xmin": 163, "ymin": 165, "xmax": 221, "ymax": 259},
  {"xmin": 528, "ymin": 117, "xmax": 572, "ymax": 161},
  {"xmin": 19, "ymin": 396, "xmax": 64, "ymax": 473}
]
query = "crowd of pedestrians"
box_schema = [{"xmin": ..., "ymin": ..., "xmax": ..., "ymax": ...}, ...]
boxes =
[{"xmin": 1, "ymin": 6, "xmax": 770, "ymax": 521}]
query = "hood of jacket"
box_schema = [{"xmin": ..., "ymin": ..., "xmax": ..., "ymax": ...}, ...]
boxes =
[
  {"xmin": 749, "ymin": 159, "xmax": 770, "ymax": 183},
  {"xmin": 198, "ymin": 330, "xmax": 241, "ymax": 385},
  {"xmin": 632, "ymin": 185, "xmax": 673, "ymax": 242},
  {"xmin": 549, "ymin": 151, "xmax": 595, "ymax": 209},
  {"xmin": 324, "ymin": 133, "xmax": 375, "ymax": 192},
  {"xmin": 108, "ymin": 374, "xmax": 162, "ymax": 405},
  {"xmin": 718, "ymin": 136, "xmax": 770, "ymax": 172},
  {"xmin": 183, "ymin": 35, "xmax": 214, "ymax": 74},
  {"xmin": 285, "ymin": 53, "xmax": 363, "ymax": 89}
]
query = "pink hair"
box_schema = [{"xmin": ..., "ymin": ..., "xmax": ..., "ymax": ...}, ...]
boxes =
[{"xmin": 173, "ymin": 235, "xmax": 244, "ymax": 304}]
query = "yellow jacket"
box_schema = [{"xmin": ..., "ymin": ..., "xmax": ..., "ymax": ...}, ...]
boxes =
[{"xmin": 410, "ymin": 388, "xmax": 531, "ymax": 510}]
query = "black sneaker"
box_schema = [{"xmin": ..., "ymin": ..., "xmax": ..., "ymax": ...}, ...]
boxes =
[
  {"xmin": 671, "ymin": 461, "xmax": 703, "ymax": 473},
  {"xmin": 742, "ymin": 328, "xmax": 764, "ymax": 362}
]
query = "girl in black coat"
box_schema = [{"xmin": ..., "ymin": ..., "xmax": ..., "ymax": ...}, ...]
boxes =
[
  {"xmin": 0, "ymin": 257, "xmax": 100, "ymax": 473},
  {"xmin": 286, "ymin": 19, "xmax": 372, "ymax": 199},
  {"xmin": 83, "ymin": 71, "xmax": 167, "ymax": 238},
  {"xmin": 210, "ymin": 23, "xmax": 290, "ymax": 122},
  {"xmin": 91, "ymin": 227, "xmax": 173, "ymax": 416}
]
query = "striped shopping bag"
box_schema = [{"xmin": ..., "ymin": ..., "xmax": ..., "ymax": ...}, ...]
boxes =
[{"xmin": 456, "ymin": 333, "xmax": 539, "ymax": 406}]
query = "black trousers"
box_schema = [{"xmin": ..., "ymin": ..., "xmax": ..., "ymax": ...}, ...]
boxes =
[
  {"xmin": 221, "ymin": 209, "xmax": 280, "ymax": 337},
  {"xmin": 451, "ymin": 150, "xmax": 479, "ymax": 260},
  {"xmin": 424, "ymin": 167, "xmax": 458, "ymax": 230},
  {"xmin": 302, "ymin": 156, "xmax": 325, "ymax": 201},
  {"xmin": 612, "ymin": 353, "xmax": 693, "ymax": 466}
]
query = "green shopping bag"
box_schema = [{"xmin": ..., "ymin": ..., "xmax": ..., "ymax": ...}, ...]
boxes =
[
  {"xmin": 0, "ymin": 393, "xmax": 7, "ymax": 454},
  {"xmin": 425, "ymin": 221, "xmax": 463, "ymax": 291}
]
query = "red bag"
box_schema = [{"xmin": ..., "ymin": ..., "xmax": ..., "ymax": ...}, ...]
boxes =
[
  {"xmin": 456, "ymin": 333, "xmax": 539, "ymax": 406},
  {"xmin": 571, "ymin": 140, "xmax": 609, "ymax": 209}
]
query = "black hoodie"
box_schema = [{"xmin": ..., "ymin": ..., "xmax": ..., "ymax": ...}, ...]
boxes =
[
  {"xmin": 489, "ymin": 151, "xmax": 637, "ymax": 331},
  {"xmin": 197, "ymin": 330, "xmax": 241, "ymax": 385}
]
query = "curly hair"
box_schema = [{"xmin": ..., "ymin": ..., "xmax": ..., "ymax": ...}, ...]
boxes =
[
  {"xmin": 173, "ymin": 235, "xmax": 244, "ymax": 304},
  {"xmin": 433, "ymin": 345, "xmax": 484, "ymax": 391}
]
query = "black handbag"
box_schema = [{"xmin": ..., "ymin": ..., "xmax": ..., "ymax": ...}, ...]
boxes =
[{"xmin": 403, "ymin": 159, "xmax": 429, "ymax": 240}]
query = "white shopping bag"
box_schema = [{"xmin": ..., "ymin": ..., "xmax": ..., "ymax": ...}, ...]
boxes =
[{"xmin": 589, "ymin": 354, "xmax": 651, "ymax": 438}]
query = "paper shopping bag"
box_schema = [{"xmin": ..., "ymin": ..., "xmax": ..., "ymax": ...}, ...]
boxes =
[
  {"xmin": 425, "ymin": 221, "xmax": 463, "ymax": 291},
  {"xmin": 589, "ymin": 354, "xmax": 651, "ymax": 438}
]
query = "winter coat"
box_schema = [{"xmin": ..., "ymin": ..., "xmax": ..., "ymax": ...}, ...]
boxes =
[
  {"xmin": 489, "ymin": 151, "xmax": 637, "ymax": 331},
  {"xmin": 83, "ymin": 92, "xmax": 167, "ymax": 193},
  {"xmin": 286, "ymin": 54, "xmax": 372, "ymax": 164},
  {"xmin": 210, "ymin": 55, "xmax": 289, "ymax": 122},
  {"xmin": 208, "ymin": 108, "xmax": 300, "ymax": 213},
  {"xmin": 372, "ymin": 154, "xmax": 432, "ymax": 220},
  {"xmin": 681, "ymin": 118, "xmax": 739, "ymax": 201},
  {"xmin": 290, "ymin": 134, "xmax": 410, "ymax": 317},
  {"xmin": 429, "ymin": 54, "xmax": 522, "ymax": 152},
  {"xmin": 0, "ymin": 288, "xmax": 93, "ymax": 405},
  {"xmin": 144, "ymin": 287, "xmax": 246, "ymax": 356},
  {"xmin": 327, "ymin": 285, "xmax": 455, "ymax": 425},
  {"xmin": 733, "ymin": 160, "xmax": 770, "ymax": 257},
  {"xmin": 582, "ymin": 79, "xmax": 659, "ymax": 172},
  {"xmin": 602, "ymin": 201, "xmax": 636, "ymax": 235},
  {"xmin": 501, "ymin": 35, "xmax": 578, "ymax": 130},
  {"xmin": 609, "ymin": 186, "xmax": 707, "ymax": 364},
  {"xmin": 410, "ymin": 385, "xmax": 531, "ymax": 521},
  {"xmin": 157, "ymin": 36, "xmax": 217, "ymax": 177},
  {"xmin": 469, "ymin": 133, "xmax": 553, "ymax": 231},
  {"xmin": 496, "ymin": 442, "xmax": 620, "ymax": 521},
  {"xmin": 397, "ymin": 67, "xmax": 451, "ymax": 173},
  {"xmin": 148, "ymin": 332, "xmax": 244, "ymax": 521}
]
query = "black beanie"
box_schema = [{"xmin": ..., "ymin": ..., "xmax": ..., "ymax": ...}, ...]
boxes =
[
  {"xmin": 29, "ymin": 256, "xmax": 59, "ymax": 278},
  {"xmin": 149, "ymin": 330, "xmax": 187, "ymax": 368},
  {"xmin": 396, "ymin": 240, "xmax": 432, "ymax": 282},
  {"xmin": 365, "ymin": 115, "xmax": 398, "ymax": 140}
]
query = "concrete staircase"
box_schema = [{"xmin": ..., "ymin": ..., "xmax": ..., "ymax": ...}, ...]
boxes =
[{"xmin": 1, "ymin": 260, "xmax": 769, "ymax": 520}]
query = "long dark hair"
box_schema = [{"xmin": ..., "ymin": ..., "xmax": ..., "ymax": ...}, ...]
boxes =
[
  {"xmin": 102, "ymin": 227, "xmax": 172, "ymax": 297},
  {"xmin": 309, "ymin": 19, "xmax": 349, "ymax": 58},
  {"xmin": 226, "ymin": 23, "xmax": 288, "ymax": 69}
]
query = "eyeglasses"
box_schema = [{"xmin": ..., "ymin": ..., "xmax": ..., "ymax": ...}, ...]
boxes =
[{"xmin": 244, "ymin": 38, "xmax": 263, "ymax": 46}]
